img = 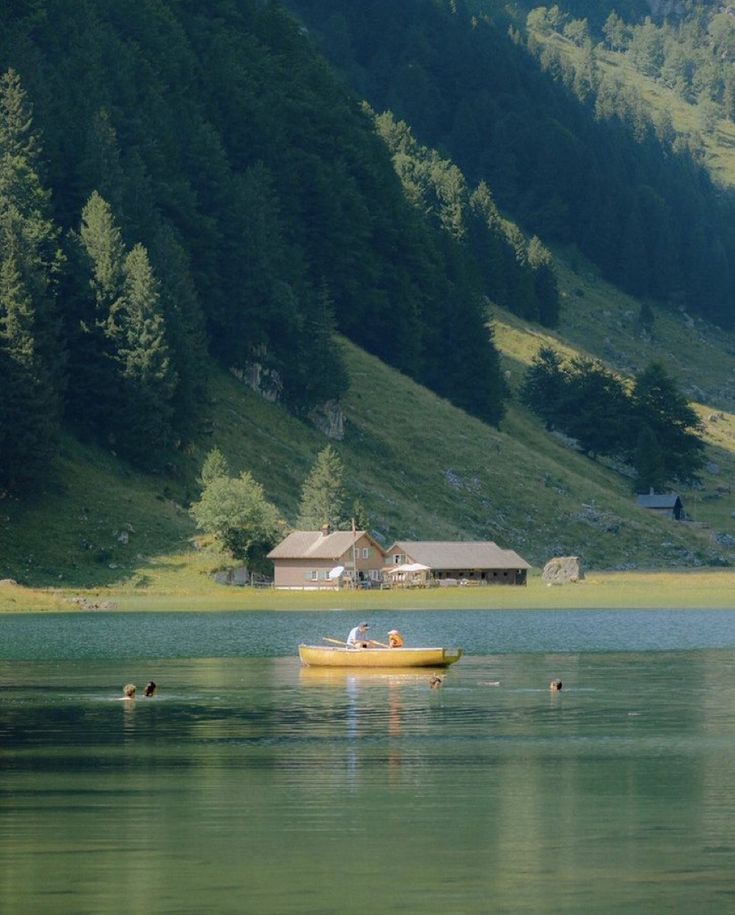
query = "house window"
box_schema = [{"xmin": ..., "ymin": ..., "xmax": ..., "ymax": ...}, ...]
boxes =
[
  {"xmin": 393, "ymin": 553, "xmax": 404, "ymax": 565},
  {"xmin": 362, "ymin": 548, "xmax": 369, "ymax": 559}
]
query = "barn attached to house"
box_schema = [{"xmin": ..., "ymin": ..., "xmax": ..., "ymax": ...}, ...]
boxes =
[
  {"xmin": 635, "ymin": 492, "xmax": 684, "ymax": 520},
  {"xmin": 267, "ymin": 526, "xmax": 386, "ymax": 589},
  {"xmin": 386, "ymin": 540, "xmax": 530, "ymax": 585}
]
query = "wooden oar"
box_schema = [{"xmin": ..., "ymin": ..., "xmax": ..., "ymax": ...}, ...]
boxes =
[{"xmin": 322, "ymin": 636, "xmax": 390, "ymax": 648}]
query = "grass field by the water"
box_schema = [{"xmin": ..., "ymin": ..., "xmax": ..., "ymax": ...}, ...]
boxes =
[{"xmin": 2, "ymin": 567, "xmax": 734, "ymax": 613}]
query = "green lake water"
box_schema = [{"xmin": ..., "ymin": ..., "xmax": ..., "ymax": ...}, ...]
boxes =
[{"xmin": 3, "ymin": 609, "xmax": 735, "ymax": 913}]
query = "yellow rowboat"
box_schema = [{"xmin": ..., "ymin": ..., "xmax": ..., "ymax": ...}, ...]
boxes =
[{"xmin": 298, "ymin": 644, "xmax": 463, "ymax": 668}]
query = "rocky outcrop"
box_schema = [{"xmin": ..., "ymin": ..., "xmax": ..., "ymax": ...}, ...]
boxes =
[
  {"xmin": 542, "ymin": 556, "xmax": 585, "ymax": 585},
  {"xmin": 230, "ymin": 359, "xmax": 283, "ymax": 403},
  {"xmin": 309, "ymin": 399, "xmax": 345, "ymax": 440}
]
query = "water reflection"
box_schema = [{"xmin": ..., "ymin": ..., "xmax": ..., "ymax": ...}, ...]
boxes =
[
  {"xmin": 5, "ymin": 629, "xmax": 735, "ymax": 912},
  {"xmin": 298, "ymin": 667, "xmax": 448, "ymax": 781}
]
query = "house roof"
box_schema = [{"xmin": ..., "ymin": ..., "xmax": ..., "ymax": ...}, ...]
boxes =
[
  {"xmin": 267, "ymin": 530, "xmax": 379, "ymax": 560},
  {"xmin": 387, "ymin": 541, "xmax": 530, "ymax": 570},
  {"xmin": 635, "ymin": 494, "xmax": 682, "ymax": 509}
]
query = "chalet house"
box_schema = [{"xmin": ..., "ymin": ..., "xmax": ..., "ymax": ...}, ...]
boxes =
[
  {"xmin": 386, "ymin": 540, "xmax": 530, "ymax": 585},
  {"xmin": 267, "ymin": 527, "xmax": 386, "ymax": 589},
  {"xmin": 635, "ymin": 492, "xmax": 684, "ymax": 520}
]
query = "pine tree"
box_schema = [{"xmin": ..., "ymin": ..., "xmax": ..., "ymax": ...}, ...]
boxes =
[
  {"xmin": 0, "ymin": 214, "xmax": 56, "ymax": 491},
  {"xmin": 632, "ymin": 425, "xmax": 667, "ymax": 493},
  {"xmin": 200, "ymin": 447, "xmax": 230, "ymax": 487},
  {"xmin": 0, "ymin": 69, "xmax": 64, "ymax": 492},
  {"xmin": 80, "ymin": 191, "xmax": 126, "ymax": 309},
  {"xmin": 297, "ymin": 445, "xmax": 347, "ymax": 530},
  {"xmin": 629, "ymin": 362, "xmax": 705, "ymax": 484},
  {"xmin": 527, "ymin": 236, "xmax": 560, "ymax": 327},
  {"xmin": 74, "ymin": 193, "xmax": 178, "ymax": 462},
  {"xmin": 351, "ymin": 498, "xmax": 370, "ymax": 531},
  {"xmin": 602, "ymin": 12, "xmax": 628, "ymax": 52},
  {"xmin": 71, "ymin": 191, "xmax": 127, "ymax": 437},
  {"xmin": 520, "ymin": 347, "xmax": 567, "ymax": 430},
  {"xmin": 149, "ymin": 222, "xmax": 208, "ymax": 433},
  {"xmin": 110, "ymin": 243, "xmax": 177, "ymax": 460},
  {"xmin": 0, "ymin": 70, "xmax": 39, "ymax": 162},
  {"xmin": 79, "ymin": 108, "xmax": 125, "ymax": 214},
  {"xmin": 295, "ymin": 280, "xmax": 348, "ymax": 412},
  {"xmin": 560, "ymin": 358, "xmax": 631, "ymax": 459}
]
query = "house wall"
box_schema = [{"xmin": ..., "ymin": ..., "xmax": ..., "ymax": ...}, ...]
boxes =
[
  {"xmin": 350, "ymin": 534, "xmax": 386, "ymax": 577},
  {"xmin": 273, "ymin": 535, "xmax": 386, "ymax": 589},
  {"xmin": 645, "ymin": 507, "xmax": 681, "ymax": 521},
  {"xmin": 274, "ymin": 559, "xmax": 340, "ymax": 589},
  {"xmin": 431, "ymin": 568, "xmax": 527, "ymax": 585},
  {"xmin": 401, "ymin": 550, "xmax": 527, "ymax": 585}
]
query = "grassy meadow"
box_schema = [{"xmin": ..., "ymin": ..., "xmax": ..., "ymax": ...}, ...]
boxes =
[{"xmin": 3, "ymin": 566, "xmax": 735, "ymax": 613}]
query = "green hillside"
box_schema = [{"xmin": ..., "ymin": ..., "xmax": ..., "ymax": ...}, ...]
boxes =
[{"xmin": 4, "ymin": 239, "xmax": 735, "ymax": 594}]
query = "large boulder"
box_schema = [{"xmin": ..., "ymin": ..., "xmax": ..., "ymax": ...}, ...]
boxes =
[{"xmin": 542, "ymin": 556, "xmax": 584, "ymax": 585}]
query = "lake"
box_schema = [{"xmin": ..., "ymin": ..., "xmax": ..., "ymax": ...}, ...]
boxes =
[{"xmin": 3, "ymin": 609, "xmax": 735, "ymax": 913}]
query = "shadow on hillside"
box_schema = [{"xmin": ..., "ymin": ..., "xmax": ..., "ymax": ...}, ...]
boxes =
[{"xmin": 17, "ymin": 558, "xmax": 192, "ymax": 591}]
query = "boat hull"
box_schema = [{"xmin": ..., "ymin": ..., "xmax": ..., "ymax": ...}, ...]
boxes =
[{"xmin": 298, "ymin": 645, "xmax": 463, "ymax": 668}]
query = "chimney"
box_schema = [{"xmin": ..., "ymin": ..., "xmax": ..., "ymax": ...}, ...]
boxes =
[{"xmin": 320, "ymin": 523, "xmax": 331, "ymax": 537}]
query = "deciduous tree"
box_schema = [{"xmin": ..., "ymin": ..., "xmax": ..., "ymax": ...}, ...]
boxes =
[{"xmin": 191, "ymin": 468, "xmax": 283, "ymax": 565}]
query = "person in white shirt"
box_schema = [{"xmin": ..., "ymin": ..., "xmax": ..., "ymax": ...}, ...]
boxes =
[{"xmin": 347, "ymin": 622, "xmax": 370, "ymax": 648}]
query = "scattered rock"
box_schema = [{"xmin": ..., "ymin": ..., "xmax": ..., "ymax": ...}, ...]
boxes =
[
  {"xmin": 66, "ymin": 596, "xmax": 118, "ymax": 611},
  {"xmin": 715, "ymin": 533, "xmax": 735, "ymax": 547},
  {"xmin": 0, "ymin": 578, "xmax": 18, "ymax": 587},
  {"xmin": 443, "ymin": 469, "xmax": 463, "ymax": 489}
]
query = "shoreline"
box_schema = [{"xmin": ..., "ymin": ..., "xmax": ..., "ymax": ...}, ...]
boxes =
[{"xmin": 2, "ymin": 568, "xmax": 735, "ymax": 613}]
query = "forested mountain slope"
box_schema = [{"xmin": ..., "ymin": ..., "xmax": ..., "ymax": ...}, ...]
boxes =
[
  {"xmin": 1, "ymin": 0, "xmax": 528, "ymax": 496},
  {"xmin": 289, "ymin": 0, "xmax": 735, "ymax": 326},
  {"xmin": 521, "ymin": 0, "xmax": 735, "ymax": 189},
  {"xmin": 3, "ymin": 0, "xmax": 735, "ymax": 588}
]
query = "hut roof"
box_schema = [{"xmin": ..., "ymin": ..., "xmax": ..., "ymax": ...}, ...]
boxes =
[
  {"xmin": 635, "ymin": 494, "xmax": 682, "ymax": 509},
  {"xmin": 267, "ymin": 530, "xmax": 376, "ymax": 560},
  {"xmin": 387, "ymin": 540, "xmax": 530, "ymax": 570}
]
